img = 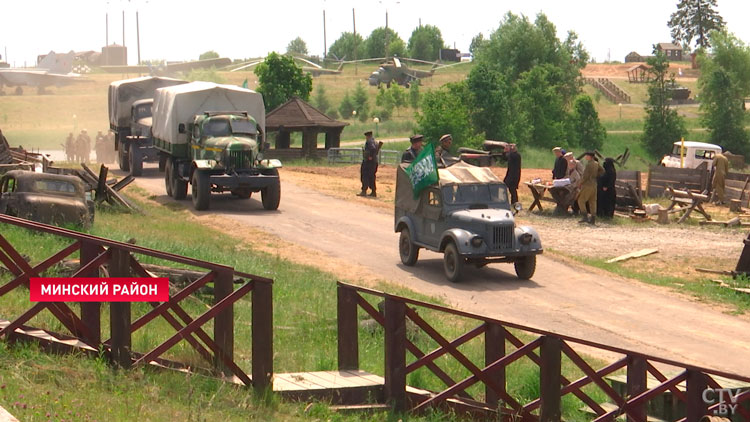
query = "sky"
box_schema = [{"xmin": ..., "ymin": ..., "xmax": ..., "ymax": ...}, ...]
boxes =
[{"xmin": 2, "ymin": 0, "xmax": 750, "ymax": 67}]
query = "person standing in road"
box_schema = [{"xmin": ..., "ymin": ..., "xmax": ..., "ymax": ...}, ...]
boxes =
[
  {"xmin": 64, "ymin": 133, "xmax": 75, "ymax": 162},
  {"xmin": 711, "ymin": 150, "xmax": 730, "ymax": 205},
  {"xmin": 552, "ymin": 146, "xmax": 567, "ymax": 180},
  {"xmin": 577, "ymin": 151, "xmax": 604, "ymax": 225},
  {"xmin": 94, "ymin": 130, "xmax": 106, "ymax": 163},
  {"xmin": 358, "ymin": 130, "xmax": 379, "ymax": 197},
  {"xmin": 504, "ymin": 143, "xmax": 521, "ymax": 204},
  {"xmin": 401, "ymin": 134, "xmax": 424, "ymax": 163}
]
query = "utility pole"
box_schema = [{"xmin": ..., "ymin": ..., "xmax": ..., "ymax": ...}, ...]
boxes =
[
  {"xmin": 122, "ymin": 10, "xmax": 126, "ymax": 65},
  {"xmin": 136, "ymin": 11, "xmax": 141, "ymax": 66},
  {"xmin": 353, "ymin": 8, "xmax": 357, "ymax": 75},
  {"xmin": 385, "ymin": 11, "xmax": 389, "ymax": 59},
  {"xmin": 323, "ymin": 10, "xmax": 327, "ymax": 61},
  {"xmin": 105, "ymin": 13, "xmax": 109, "ymax": 65}
]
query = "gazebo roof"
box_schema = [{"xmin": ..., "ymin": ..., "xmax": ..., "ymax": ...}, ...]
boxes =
[{"xmin": 266, "ymin": 97, "xmax": 349, "ymax": 130}]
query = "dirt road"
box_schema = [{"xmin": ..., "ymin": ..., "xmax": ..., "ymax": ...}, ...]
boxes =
[{"xmin": 126, "ymin": 165, "xmax": 750, "ymax": 376}]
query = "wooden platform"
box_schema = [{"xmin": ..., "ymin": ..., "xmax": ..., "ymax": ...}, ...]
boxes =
[{"xmin": 271, "ymin": 370, "xmax": 384, "ymax": 404}]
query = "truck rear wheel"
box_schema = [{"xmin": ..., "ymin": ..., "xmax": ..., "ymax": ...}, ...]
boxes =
[
  {"xmin": 514, "ymin": 255, "xmax": 536, "ymax": 280},
  {"xmin": 118, "ymin": 141, "xmax": 130, "ymax": 172},
  {"xmin": 165, "ymin": 159, "xmax": 174, "ymax": 197},
  {"xmin": 166, "ymin": 158, "xmax": 187, "ymax": 200},
  {"xmin": 443, "ymin": 242, "xmax": 464, "ymax": 283},
  {"xmin": 129, "ymin": 143, "xmax": 143, "ymax": 177},
  {"xmin": 399, "ymin": 228, "xmax": 419, "ymax": 266},
  {"xmin": 191, "ymin": 170, "xmax": 210, "ymax": 210}
]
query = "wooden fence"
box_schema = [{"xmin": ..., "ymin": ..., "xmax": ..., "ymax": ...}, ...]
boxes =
[
  {"xmin": 647, "ymin": 166, "xmax": 710, "ymax": 198},
  {"xmin": 615, "ymin": 170, "xmax": 643, "ymax": 208}
]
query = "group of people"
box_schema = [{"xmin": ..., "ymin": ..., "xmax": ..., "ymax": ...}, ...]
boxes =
[
  {"xmin": 63, "ymin": 130, "xmax": 114, "ymax": 164},
  {"xmin": 550, "ymin": 147, "xmax": 616, "ymax": 224}
]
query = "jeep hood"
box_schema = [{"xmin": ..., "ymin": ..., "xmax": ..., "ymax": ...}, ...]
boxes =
[{"xmin": 450, "ymin": 208, "xmax": 514, "ymax": 223}]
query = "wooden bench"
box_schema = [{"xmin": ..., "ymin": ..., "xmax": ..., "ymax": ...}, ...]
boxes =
[
  {"xmin": 524, "ymin": 182, "xmax": 557, "ymax": 212},
  {"xmin": 666, "ymin": 186, "xmax": 711, "ymax": 224}
]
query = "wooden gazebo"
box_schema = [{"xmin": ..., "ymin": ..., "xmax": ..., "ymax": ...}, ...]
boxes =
[
  {"xmin": 264, "ymin": 97, "xmax": 348, "ymax": 159},
  {"xmin": 627, "ymin": 64, "xmax": 651, "ymax": 83}
]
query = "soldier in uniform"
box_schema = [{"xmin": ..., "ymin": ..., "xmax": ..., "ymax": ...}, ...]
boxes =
[
  {"xmin": 94, "ymin": 131, "xmax": 106, "ymax": 163},
  {"xmin": 504, "ymin": 143, "xmax": 521, "ymax": 204},
  {"xmin": 435, "ymin": 134, "xmax": 458, "ymax": 167},
  {"xmin": 358, "ymin": 130, "xmax": 379, "ymax": 197},
  {"xmin": 76, "ymin": 129, "xmax": 91, "ymax": 163},
  {"xmin": 106, "ymin": 132, "xmax": 116, "ymax": 163},
  {"xmin": 711, "ymin": 150, "xmax": 730, "ymax": 204},
  {"xmin": 401, "ymin": 134, "xmax": 424, "ymax": 163},
  {"xmin": 577, "ymin": 152, "xmax": 604, "ymax": 224},
  {"xmin": 64, "ymin": 133, "xmax": 75, "ymax": 162}
]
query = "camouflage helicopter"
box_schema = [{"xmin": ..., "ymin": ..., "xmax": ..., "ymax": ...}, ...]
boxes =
[{"xmin": 367, "ymin": 57, "xmax": 437, "ymax": 88}]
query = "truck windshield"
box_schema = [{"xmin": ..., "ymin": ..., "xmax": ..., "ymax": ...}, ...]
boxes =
[
  {"xmin": 203, "ymin": 119, "xmax": 231, "ymax": 137},
  {"xmin": 134, "ymin": 104, "xmax": 152, "ymax": 119},
  {"xmin": 230, "ymin": 120, "xmax": 257, "ymax": 136},
  {"xmin": 442, "ymin": 184, "xmax": 509, "ymax": 207}
]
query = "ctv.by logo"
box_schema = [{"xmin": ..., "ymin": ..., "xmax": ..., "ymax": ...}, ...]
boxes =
[{"xmin": 703, "ymin": 388, "xmax": 742, "ymax": 416}]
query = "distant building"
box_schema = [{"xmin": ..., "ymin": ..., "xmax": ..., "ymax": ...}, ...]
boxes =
[
  {"xmin": 439, "ymin": 48, "xmax": 460, "ymax": 62},
  {"xmin": 657, "ymin": 43, "xmax": 683, "ymax": 61},
  {"xmin": 102, "ymin": 44, "xmax": 127, "ymax": 66},
  {"xmin": 625, "ymin": 51, "xmax": 643, "ymax": 63}
]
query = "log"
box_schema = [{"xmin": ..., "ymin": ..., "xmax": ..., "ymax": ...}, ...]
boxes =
[
  {"xmin": 606, "ymin": 248, "xmax": 658, "ymax": 264},
  {"xmin": 697, "ymin": 268, "xmax": 735, "ymax": 276}
]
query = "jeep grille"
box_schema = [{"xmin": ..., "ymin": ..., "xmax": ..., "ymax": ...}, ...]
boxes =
[
  {"xmin": 492, "ymin": 225, "xmax": 514, "ymax": 250},
  {"xmin": 227, "ymin": 150, "xmax": 253, "ymax": 170}
]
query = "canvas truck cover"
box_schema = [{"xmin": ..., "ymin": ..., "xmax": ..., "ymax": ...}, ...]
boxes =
[
  {"xmin": 108, "ymin": 76, "xmax": 187, "ymax": 128},
  {"xmin": 151, "ymin": 81, "xmax": 266, "ymax": 146}
]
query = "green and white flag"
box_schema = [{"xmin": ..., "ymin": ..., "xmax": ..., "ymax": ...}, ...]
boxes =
[
  {"xmin": 242, "ymin": 79, "xmax": 248, "ymax": 89},
  {"xmin": 405, "ymin": 142, "xmax": 439, "ymax": 199}
]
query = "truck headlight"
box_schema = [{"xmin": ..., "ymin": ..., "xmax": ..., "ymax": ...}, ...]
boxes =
[
  {"xmin": 471, "ymin": 236, "xmax": 483, "ymax": 247},
  {"xmin": 520, "ymin": 233, "xmax": 533, "ymax": 245}
]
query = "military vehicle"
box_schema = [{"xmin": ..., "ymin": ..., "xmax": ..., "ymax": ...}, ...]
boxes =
[
  {"xmin": 0, "ymin": 51, "xmax": 89, "ymax": 95},
  {"xmin": 0, "ymin": 170, "xmax": 94, "ymax": 228},
  {"xmin": 152, "ymin": 81, "xmax": 281, "ymax": 211},
  {"xmin": 395, "ymin": 161, "xmax": 542, "ymax": 282},
  {"xmin": 108, "ymin": 76, "xmax": 188, "ymax": 176},
  {"xmin": 368, "ymin": 57, "xmax": 435, "ymax": 88}
]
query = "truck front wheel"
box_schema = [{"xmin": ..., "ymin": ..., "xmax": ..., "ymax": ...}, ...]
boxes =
[
  {"xmin": 129, "ymin": 143, "xmax": 143, "ymax": 177},
  {"xmin": 262, "ymin": 182, "xmax": 281, "ymax": 210},
  {"xmin": 514, "ymin": 255, "xmax": 537, "ymax": 280},
  {"xmin": 191, "ymin": 170, "xmax": 210, "ymax": 210},
  {"xmin": 118, "ymin": 141, "xmax": 130, "ymax": 172},
  {"xmin": 443, "ymin": 242, "xmax": 464, "ymax": 283}
]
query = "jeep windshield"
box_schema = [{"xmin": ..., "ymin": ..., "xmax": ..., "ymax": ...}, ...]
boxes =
[
  {"xmin": 229, "ymin": 120, "xmax": 257, "ymax": 137},
  {"xmin": 442, "ymin": 183, "xmax": 509, "ymax": 208}
]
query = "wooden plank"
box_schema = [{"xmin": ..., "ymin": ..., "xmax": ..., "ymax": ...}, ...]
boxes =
[
  {"xmin": 0, "ymin": 405, "xmax": 19, "ymax": 422},
  {"xmin": 110, "ymin": 248, "xmax": 132, "ymax": 368},
  {"xmin": 303, "ymin": 371, "xmax": 380, "ymax": 388},
  {"xmin": 606, "ymin": 248, "xmax": 658, "ymax": 264},
  {"xmin": 337, "ymin": 285, "xmax": 359, "ymax": 371},
  {"xmin": 384, "ymin": 297, "xmax": 407, "ymax": 412},
  {"xmin": 540, "ymin": 336, "xmax": 562, "ymax": 422},
  {"xmin": 252, "ymin": 278, "xmax": 272, "ymax": 391}
]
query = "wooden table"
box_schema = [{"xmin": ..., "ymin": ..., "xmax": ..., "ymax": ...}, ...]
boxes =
[
  {"xmin": 665, "ymin": 186, "xmax": 711, "ymax": 224},
  {"xmin": 524, "ymin": 182, "xmax": 557, "ymax": 212}
]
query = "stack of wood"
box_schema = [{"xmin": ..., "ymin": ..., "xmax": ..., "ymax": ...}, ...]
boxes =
[{"xmin": 43, "ymin": 161, "xmax": 136, "ymax": 211}]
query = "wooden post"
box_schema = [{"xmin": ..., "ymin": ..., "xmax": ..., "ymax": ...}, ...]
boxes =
[
  {"xmin": 539, "ymin": 336, "xmax": 562, "ymax": 422},
  {"xmin": 626, "ymin": 355, "xmax": 647, "ymax": 422},
  {"xmin": 276, "ymin": 131, "xmax": 291, "ymax": 149},
  {"xmin": 79, "ymin": 241, "xmax": 101, "ymax": 345},
  {"xmin": 657, "ymin": 208, "xmax": 670, "ymax": 224},
  {"xmin": 214, "ymin": 269, "xmax": 234, "ymax": 376},
  {"xmin": 686, "ymin": 370, "xmax": 709, "ymax": 422},
  {"xmin": 109, "ymin": 247, "xmax": 131, "ymax": 368},
  {"xmin": 337, "ymin": 284, "xmax": 359, "ymax": 370},
  {"xmin": 384, "ymin": 296, "xmax": 406, "ymax": 412},
  {"xmin": 252, "ymin": 279, "xmax": 273, "ymax": 393},
  {"xmin": 485, "ymin": 323, "xmax": 506, "ymax": 410},
  {"xmin": 730, "ymin": 199, "xmax": 742, "ymax": 213}
]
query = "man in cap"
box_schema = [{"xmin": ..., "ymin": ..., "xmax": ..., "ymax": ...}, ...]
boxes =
[
  {"xmin": 577, "ymin": 151, "xmax": 604, "ymax": 224},
  {"xmin": 358, "ymin": 130, "xmax": 380, "ymax": 197},
  {"xmin": 435, "ymin": 134, "xmax": 458, "ymax": 166},
  {"xmin": 504, "ymin": 143, "xmax": 521, "ymax": 204},
  {"xmin": 552, "ymin": 147, "xmax": 567, "ymax": 180},
  {"xmin": 401, "ymin": 134, "xmax": 424, "ymax": 163}
]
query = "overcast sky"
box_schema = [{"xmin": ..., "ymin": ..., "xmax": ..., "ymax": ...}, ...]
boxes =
[{"xmin": 2, "ymin": 0, "xmax": 750, "ymax": 67}]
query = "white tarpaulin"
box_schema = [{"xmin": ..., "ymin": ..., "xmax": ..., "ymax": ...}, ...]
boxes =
[
  {"xmin": 108, "ymin": 76, "xmax": 187, "ymax": 128},
  {"xmin": 151, "ymin": 81, "xmax": 265, "ymax": 145}
]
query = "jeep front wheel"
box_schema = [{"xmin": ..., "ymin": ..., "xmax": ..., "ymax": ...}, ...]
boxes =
[
  {"xmin": 399, "ymin": 228, "xmax": 419, "ymax": 266},
  {"xmin": 514, "ymin": 255, "xmax": 537, "ymax": 280},
  {"xmin": 443, "ymin": 242, "xmax": 464, "ymax": 283}
]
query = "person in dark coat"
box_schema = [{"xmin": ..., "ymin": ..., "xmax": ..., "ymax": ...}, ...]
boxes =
[
  {"xmin": 597, "ymin": 158, "xmax": 617, "ymax": 218},
  {"xmin": 552, "ymin": 146, "xmax": 567, "ymax": 179},
  {"xmin": 401, "ymin": 134, "xmax": 424, "ymax": 163},
  {"xmin": 358, "ymin": 130, "xmax": 379, "ymax": 197},
  {"xmin": 504, "ymin": 143, "xmax": 521, "ymax": 204}
]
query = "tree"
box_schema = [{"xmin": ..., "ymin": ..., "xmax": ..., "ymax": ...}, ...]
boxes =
[
  {"xmin": 571, "ymin": 95, "xmax": 606, "ymax": 151},
  {"xmin": 365, "ymin": 27, "xmax": 405, "ymax": 59},
  {"xmin": 351, "ymin": 82, "xmax": 370, "ymax": 122},
  {"xmin": 254, "ymin": 52, "xmax": 313, "ymax": 112},
  {"xmin": 286, "ymin": 37, "xmax": 309, "ymax": 55},
  {"xmin": 327, "ymin": 32, "xmax": 365, "ymax": 61},
  {"xmin": 339, "ymin": 92, "xmax": 355, "ymax": 119},
  {"xmin": 409, "ymin": 80, "xmax": 421, "ymax": 110},
  {"xmin": 312, "ymin": 84, "xmax": 334, "ymax": 117},
  {"xmin": 469, "ymin": 33, "xmax": 487, "ymax": 56},
  {"xmin": 698, "ymin": 31, "xmax": 750, "ymax": 155},
  {"xmin": 465, "ymin": 61, "xmax": 520, "ymax": 142},
  {"xmin": 199, "ymin": 50, "xmax": 219, "ymax": 60},
  {"xmin": 512, "ymin": 65, "xmax": 570, "ymax": 149},
  {"xmin": 642, "ymin": 48, "xmax": 686, "ymax": 158},
  {"xmin": 416, "ymin": 82, "xmax": 481, "ymax": 149},
  {"xmin": 408, "ymin": 25, "xmax": 444, "ymax": 61},
  {"xmin": 389, "ymin": 84, "xmax": 407, "ymax": 116},
  {"xmin": 668, "ymin": 0, "xmax": 725, "ymax": 50}
]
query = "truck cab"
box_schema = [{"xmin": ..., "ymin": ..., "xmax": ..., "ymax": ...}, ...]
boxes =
[{"xmin": 660, "ymin": 141, "xmax": 722, "ymax": 171}]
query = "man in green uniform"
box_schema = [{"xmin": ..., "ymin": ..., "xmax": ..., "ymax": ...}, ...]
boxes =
[
  {"xmin": 711, "ymin": 150, "xmax": 730, "ymax": 204},
  {"xmin": 577, "ymin": 151, "xmax": 604, "ymax": 225}
]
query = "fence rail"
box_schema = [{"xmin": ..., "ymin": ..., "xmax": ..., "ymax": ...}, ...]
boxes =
[
  {"xmin": 0, "ymin": 214, "xmax": 273, "ymax": 392},
  {"xmin": 327, "ymin": 148, "xmax": 400, "ymax": 165},
  {"xmin": 337, "ymin": 282, "xmax": 750, "ymax": 421}
]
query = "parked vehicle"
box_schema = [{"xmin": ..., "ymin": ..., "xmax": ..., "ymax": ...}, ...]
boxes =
[
  {"xmin": 660, "ymin": 141, "xmax": 722, "ymax": 171},
  {"xmin": 108, "ymin": 76, "xmax": 187, "ymax": 176},
  {"xmin": 0, "ymin": 170, "xmax": 94, "ymax": 227},
  {"xmin": 151, "ymin": 81, "xmax": 281, "ymax": 211},
  {"xmin": 394, "ymin": 161, "xmax": 542, "ymax": 282}
]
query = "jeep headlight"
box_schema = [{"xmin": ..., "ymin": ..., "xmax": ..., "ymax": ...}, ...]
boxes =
[
  {"xmin": 520, "ymin": 233, "xmax": 533, "ymax": 245},
  {"xmin": 470, "ymin": 236, "xmax": 483, "ymax": 248}
]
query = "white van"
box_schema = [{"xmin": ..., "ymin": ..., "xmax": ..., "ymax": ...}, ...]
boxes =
[{"xmin": 660, "ymin": 141, "xmax": 722, "ymax": 171}]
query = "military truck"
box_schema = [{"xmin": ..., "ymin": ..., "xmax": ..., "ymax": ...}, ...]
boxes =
[
  {"xmin": 108, "ymin": 76, "xmax": 187, "ymax": 176},
  {"xmin": 151, "ymin": 81, "xmax": 281, "ymax": 211},
  {"xmin": 395, "ymin": 161, "xmax": 542, "ymax": 282}
]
